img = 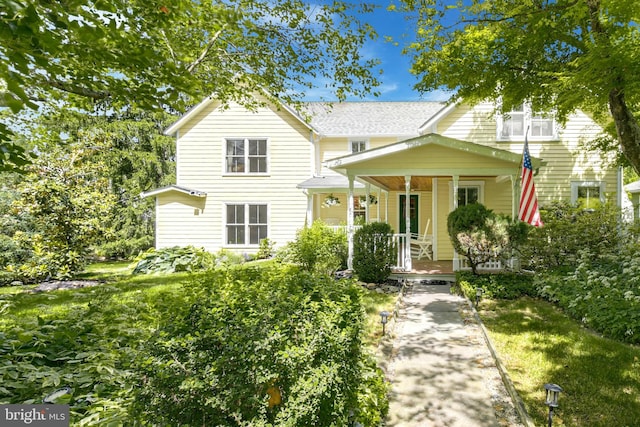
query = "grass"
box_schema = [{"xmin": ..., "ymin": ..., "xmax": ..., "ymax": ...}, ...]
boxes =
[
  {"xmin": 361, "ymin": 288, "xmax": 398, "ymax": 347},
  {"xmin": 480, "ymin": 297, "xmax": 640, "ymax": 427},
  {"xmin": 2, "ymin": 260, "xmax": 395, "ymax": 348}
]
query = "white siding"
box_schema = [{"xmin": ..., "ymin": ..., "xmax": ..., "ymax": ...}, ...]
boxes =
[{"xmin": 157, "ymin": 101, "xmax": 313, "ymax": 253}]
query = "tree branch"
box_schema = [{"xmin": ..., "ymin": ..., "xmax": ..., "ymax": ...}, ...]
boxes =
[
  {"xmin": 187, "ymin": 24, "xmax": 228, "ymax": 74},
  {"xmin": 46, "ymin": 79, "xmax": 111, "ymax": 100}
]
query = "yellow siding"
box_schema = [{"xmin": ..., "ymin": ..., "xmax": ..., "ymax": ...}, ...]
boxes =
[
  {"xmin": 318, "ymin": 136, "xmax": 399, "ymax": 175},
  {"xmin": 436, "ymin": 179, "xmax": 454, "ymax": 260},
  {"xmin": 350, "ymin": 144, "xmax": 517, "ymax": 171},
  {"xmin": 157, "ymin": 101, "xmax": 313, "ymax": 252},
  {"xmin": 439, "ymin": 103, "xmax": 618, "ymax": 207}
]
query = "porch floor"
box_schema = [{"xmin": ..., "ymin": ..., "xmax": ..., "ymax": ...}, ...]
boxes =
[{"xmin": 390, "ymin": 259, "xmax": 456, "ymax": 282}]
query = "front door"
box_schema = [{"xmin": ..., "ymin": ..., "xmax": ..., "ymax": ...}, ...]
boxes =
[{"xmin": 399, "ymin": 195, "xmax": 419, "ymax": 235}]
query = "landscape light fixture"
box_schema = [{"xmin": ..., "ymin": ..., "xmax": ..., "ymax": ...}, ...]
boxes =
[
  {"xmin": 379, "ymin": 311, "xmax": 390, "ymax": 335},
  {"xmin": 475, "ymin": 287, "xmax": 484, "ymax": 308},
  {"xmin": 544, "ymin": 383, "xmax": 563, "ymax": 427}
]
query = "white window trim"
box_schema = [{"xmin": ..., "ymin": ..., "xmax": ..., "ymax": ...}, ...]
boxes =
[
  {"xmin": 448, "ymin": 180, "xmax": 485, "ymax": 211},
  {"xmin": 222, "ymin": 137, "xmax": 270, "ymax": 176},
  {"xmin": 570, "ymin": 181, "xmax": 605, "ymax": 205},
  {"xmin": 496, "ymin": 103, "xmax": 559, "ymax": 142},
  {"xmin": 349, "ymin": 138, "xmax": 369, "ymax": 154},
  {"xmin": 223, "ymin": 202, "xmax": 270, "ymax": 247}
]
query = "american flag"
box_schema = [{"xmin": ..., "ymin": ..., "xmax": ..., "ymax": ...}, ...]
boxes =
[{"xmin": 518, "ymin": 137, "xmax": 543, "ymax": 227}]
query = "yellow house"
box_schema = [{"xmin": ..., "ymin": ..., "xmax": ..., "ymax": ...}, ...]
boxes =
[{"xmin": 142, "ymin": 97, "xmax": 620, "ymax": 271}]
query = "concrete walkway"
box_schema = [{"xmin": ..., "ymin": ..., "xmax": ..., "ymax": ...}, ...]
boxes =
[{"xmin": 385, "ymin": 283, "xmax": 510, "ymax": 427}]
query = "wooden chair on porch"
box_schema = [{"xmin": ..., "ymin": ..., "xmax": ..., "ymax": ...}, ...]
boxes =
[{"xmin": 410, "ymin": 219, "xmax": 433, "ymax": 260}]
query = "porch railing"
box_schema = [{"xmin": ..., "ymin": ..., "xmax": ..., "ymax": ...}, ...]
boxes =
[{"xmin": 454, "ymin": 254, "xmax": 520, "ymax": 271}]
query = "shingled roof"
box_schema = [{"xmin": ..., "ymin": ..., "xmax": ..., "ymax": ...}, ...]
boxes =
[{"xmin": 303, "ymin": 101, "xmax": 446, "ymax": 137}]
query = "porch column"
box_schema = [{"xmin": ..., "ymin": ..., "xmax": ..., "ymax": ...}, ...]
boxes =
[
  {"xmin": 376, "ymin": 187, "xmax": 381, "ymax": 221},
  {"xmin": 452, "ymin": 175, "xmax": 459, "ymax": 270},
  {"xmin": 365, "ymin": 184, "xmax": 371, "ymax": 223},
  {"xmin": 347, "ymin": 175, "xmax": 355, "ymax": 270},
  {"xmin": 305, "ymin": 190, "xmax": 313, "ymax": 227},
  {"xmin": 384, "ymin": 190, "xmax": 388, "ymax": 222},
  {"xmin": 404, "ymin": 176, "xmax": 412, "ymax": 271}
]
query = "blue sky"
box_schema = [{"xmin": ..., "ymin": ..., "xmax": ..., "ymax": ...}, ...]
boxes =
[{"xmin": 302, "ymin": 2, "xmax": 453, "ymax": 102}]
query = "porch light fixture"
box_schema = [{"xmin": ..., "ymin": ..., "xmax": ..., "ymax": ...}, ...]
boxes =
[
  {"xmin": 475, "ymin": 287, "xmax": 484, "ymax": 308},
  {"xmin": 322, "ymin": 194, "xmax": 341, "ymax": 208},
  {"xmin": 544, "ymin": 383, "xmax": 562, "ymax": 427},
  {"xmin": 379, "ymin": 310, "xmax": 390, "ymax": 335}
]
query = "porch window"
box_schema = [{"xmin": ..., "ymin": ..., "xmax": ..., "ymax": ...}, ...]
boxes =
[
  {"xmin": 225, "ymin": 138, "xmax": 268, "ymax": 173},
  {"xmin": 457, "ymin": 186, "xmax": 479, "ymax": 206},
  {"xmin": 498, "ymin": 104, "xmax": 556, "ymax": 140},
  {"xmin": 449, "ymin": 180, "xmax": 485, "ymax": 210},
  {"xmin": 353, "ymin": 196, "xmax": 366, "ymax": 222},
  {"xmin": 350, "ymin": 139, "xmax": 368, "ymax": 153},
  {"xmin": 571, "ymin": 181, "xmax": 605, "ymax": 209},
  {"xmin": 226, "ymin": 203, "xmax": 268, "ymax": 245}
]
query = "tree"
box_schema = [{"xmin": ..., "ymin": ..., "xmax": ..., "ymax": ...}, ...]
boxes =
[
  {"xmin": 33, "ymin": 108, "xmax": 177, "ymax": 258},
  {"xmin": 10, "ymin": 136, "xmax": 117, "ymax": 281},
  {"xmin": 1, "ymin": 0, "xmax": 381, "ymax": 171},
  {"xmin": 401, "ymin": 0, "xmax": 640, "ymax": 174}
]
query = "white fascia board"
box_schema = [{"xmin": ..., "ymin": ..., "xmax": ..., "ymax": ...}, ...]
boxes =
[
  {"xmin": 417, "ymin": 101, "xmax": 460, "ymax": 134},
  {"xmin": 164, "ymin": 96, "xmax": 215, "ymax": 136}
]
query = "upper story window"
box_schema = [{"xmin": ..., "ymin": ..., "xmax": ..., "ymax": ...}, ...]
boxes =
[
  {"xmin": 225, "ymin": 138, "xmax": 267, "ymax": 173},
  {"xmin": 350, "ymin": 139, "xmax": 368, "ymax": 153},
  {"xmin": 498, "ymin": 104, "xmax": 556, "ymax": 141}
]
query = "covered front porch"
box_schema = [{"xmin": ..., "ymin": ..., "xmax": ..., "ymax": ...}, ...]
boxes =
[{"xmin": 298, "ymin": 134, "xmax": 542, "ymax": 272}]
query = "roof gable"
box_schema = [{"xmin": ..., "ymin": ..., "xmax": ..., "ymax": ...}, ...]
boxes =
[
  {"xmin": 164, "ymin": 95, "xmax": 316, "ymax": 136},
  {"xmin": 329, "ymin": 133, "xmax": 538, "ymax": 165}
]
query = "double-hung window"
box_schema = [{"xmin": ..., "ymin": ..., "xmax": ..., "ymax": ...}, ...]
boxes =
[
  {"xmin": 498, "ymin": 104, "xmax": 556, "ymax": 140},
  {"xmin": 571, "ymin": 181, "xmax": 605, "ymax": 209},
  {"xmin": 226, "ymin": 203, "xmax": 268, "ymax": 245},
  {"xmin": 225, "ymin": 138, "xmax": 267, "ymax": 173},
  {"xmin": 450, "ymin": 180, "xmax": 484, "ymax": 209},
  {"xmin": 350, "ymin": 139, "xmax": 368, "ymax": 153},
  {"xmin": 457, "ymin": 186, "xmax": 479, "ymax": 207}
]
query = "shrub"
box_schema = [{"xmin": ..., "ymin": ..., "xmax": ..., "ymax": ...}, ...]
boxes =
[
  {"xmin": 131, "ymin": 265, "xmax": 388, "ymax": 425},
  {"xmin": 352, "ymin": 222, "xmax": 396, "ymax": 283},
  {"xmin": 447, "ymin": 204, "xmax": 527, "ymax": 274},
  {"xmin": 132, "ymin": 246, "xmax": 216, "ymax": 274},
  {"xmin": 278, "ymin": 221, "xmax": 347, "ymax": 275},
  {"xmin": 536, "ymin": 241, "xmax": 640, "ymax": 344},
  {"xmin": 519, "ymin": 201, "xmax": 621, "ymax": 270},
  {"xmin": 95, "ymin": 235, "xmax": 154, "ymax": 260},
  {"xmin": 455, "ymin": 271, "xmax": 536, "ymax": 300},
  {"xmin": 256, "ymin": 238, "xmax": 275, "ymax": 260}
]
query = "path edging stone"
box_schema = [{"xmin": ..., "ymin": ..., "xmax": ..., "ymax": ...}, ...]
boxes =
[{"xmin": 466, "ymin": 299, "xmax": 536, "ymax": 427}]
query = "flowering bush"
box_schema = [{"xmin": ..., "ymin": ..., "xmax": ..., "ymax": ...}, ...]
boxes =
[{"xmin": 537, "ymin": 241, "xmax": 640, "ymax": 344}]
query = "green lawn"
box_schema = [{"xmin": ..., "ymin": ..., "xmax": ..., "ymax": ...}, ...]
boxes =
[
  {"xmin": 1, "ymin": 261, "xmax": 393, "ymax": 424},
  {"xmin": 480, "ymin": 298, "xmax": 640, "ymax": 427}
]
